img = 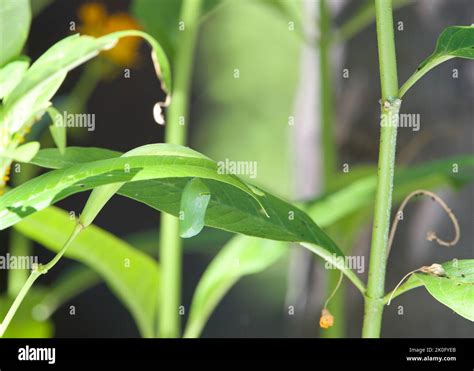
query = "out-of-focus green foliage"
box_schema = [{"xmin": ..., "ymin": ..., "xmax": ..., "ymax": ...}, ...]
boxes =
[
  {"xmin": 184, "ymin": 235, "xmax": 287, "ymax": 337},
  {"xmin": 14, "ymin": 206, "xmax": 161, "ymax": 338},
  {"xmin": 0, "ymin": 0, "xmax": 31, "ymax": 67},
  {"xmin": 0, "ymin": 288, "xmax": 53, "ymax": 338},
  {"xmin": 191, "ymin": 0, "xmax": 302, "ymax": 196}
]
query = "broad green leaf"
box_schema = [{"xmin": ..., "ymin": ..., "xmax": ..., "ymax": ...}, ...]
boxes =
[
  {"xmin": 179, "ymin": 178, "xmax": 211, "ymax": 238},
  {"xmin": 4, "ymin": 144, "xmax": 342, "ymax": 254},
  {"xmin": 77, "ymin": 143, "xmax": 262, "ymax": 229},
  {"xmin": 0, "ymin": 0, "xmax": 31, "ymax": 67},
  {"xmin": 46, "ymin": 107, "xmax": 66, "ymax": 155},
  {"xmin": 399, "ymin": 25, "xmax": 474, "ymax": 97},
  {"xmin": 184, "ymin": 235, "xmax": 287, "ymax": 338},
  {"xmin": 24, "ymin": 146, "xmax": 364, "ymax": 289},
  {"xmin": 0, "ymin": 57, "xmax": 29, "ymax": 99},
  {"xmin": 28, "ymin": 148, "xmax": 474, "ymax": 243},
  {"xmin": 0, "ymin": 288, "xmax": 53, "ymax": 338},
  {"xmin": 0, "ymin": 141, "xmax": 40, "ymax": 162},
  {"xmin": 406, "ymin": 260, "xmax": 474, "ymax": 321},
  {"xmin": 1, "ymin": 30, "xmax": 171, "ymax": 135},
  {"xmin": 13, "ymin": 206, "xmax": 161, "ymax": 337}
]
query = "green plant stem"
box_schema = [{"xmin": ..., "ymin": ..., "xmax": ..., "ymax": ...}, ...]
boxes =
[
  {"xmin": 383, "ymin": 277, "xmax": 423, "ymax": 305},
  {"xmin": 158, "ymin": 0, "xmax": 202, "ymax": 338},
  {"xmin": 7, "ymin": 163, "xmax": 36, "ymax": 297},
  {"xmin": 336, "ymin": 0, "xmax": 411, "ymax": 42},
  {"xmin": 319, "ymin": 0, "xmax": 336, "ymax": 188},
  {"xmin": 362, "ymin": 0, "xmax": 400, "ymax": 338},
  {"xmin": 398, "ymin": 55, "xmax": 452, "ymax": 98},
  {"xmin": 318, "ymin": 0, "xmax": 343, "ymax": 338},
  {"xmin": 66, "ymin": 59, "xmax": 103, "ymax": 114},
  {"xmin": 0, "ymin": 270, "xmax": 40, "ymax": 337},
  {"xmin": 0, "ymin": 223, "xmax": 83, "ymax": 337},
  {"xmin": 6, "ymin": 232, "xmax": 31, "ymax": 297}
]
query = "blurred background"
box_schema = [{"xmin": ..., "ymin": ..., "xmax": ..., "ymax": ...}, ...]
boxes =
[{"xmin": 0, "ymin": 0, "xmax": 472, "ymax": 338}]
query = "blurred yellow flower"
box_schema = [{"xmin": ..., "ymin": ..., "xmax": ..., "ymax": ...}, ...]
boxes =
[
  {"xmin": 78, "ymin": 2, "xmax": 141, "ymax": 66},
  {"xmin": 319, "ymin": 308, "xmax": 334, "ymax": 329}
]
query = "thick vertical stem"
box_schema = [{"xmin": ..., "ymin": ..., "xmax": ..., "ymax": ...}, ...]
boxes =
[
  {"xmin": 362, "ymin": 0, "xmax": 400, "ymax": 338},
  {"xmin": 158, "ymin": 0, "xmax": 202, "ymax": 338}
]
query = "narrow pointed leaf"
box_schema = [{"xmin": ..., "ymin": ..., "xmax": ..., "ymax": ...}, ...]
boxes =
[
  {"xmin": 1, "ymin": 144, "xmax": 342, "ymax": 262},
  {"xmin": 184, "ymin": 235, "xmax": 287, "ymax": 338},
  {"xmin": 400, "ymin": 25, "xmax": 474, "ymax": 97},
  {"xmin": 1, "ymin": 30, "xmax": 171, "ymax": 135},
  {"xmin": 46, "ymin": 107, "xmax": 66, "ymax": 155}
]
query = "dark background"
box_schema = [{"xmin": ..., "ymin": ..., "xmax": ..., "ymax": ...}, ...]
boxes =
[{"xmin": 0, "ymin": 0, "xmax": 472, "ymax": 338}]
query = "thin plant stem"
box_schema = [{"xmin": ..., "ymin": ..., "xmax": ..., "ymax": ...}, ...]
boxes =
[
  {"xmin": 7, "ymin": 164, "xmax": 38, "ymax": 297},
  {"xmin": 319, "ymin": 0, "xmax": 336, "ymax": 188},
  {"xmin": 7, "ymin": 232, "xmax": 31, "ymax": 297},
  {"xmin": 0, "ymin": 223, "xmax": 83, "ymax": 337},
  {"xmin": 362, "ymin": 0, "xmax": 400, "ymax": 338},
  {"xmin": 0, "ymin": 270, "xmax": 41, "ymax": 337},
  {"xmin": 336, "ymin": 0, "xmax": 411, "ymax": 43},
  {"xmin": 158, "ymin": 0, "xmax": 202, "ymax": 338},
  {"xmin": 318, "ymin": 0, "xmax": 344, "ymax": 338}
]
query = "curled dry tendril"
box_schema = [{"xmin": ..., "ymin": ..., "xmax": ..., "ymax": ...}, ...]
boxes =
[
  {"xmin": 386, "ymin": 189, "xmax": 460, "ymax": 305},
  {"xmin": 387, "ymin": 189, "xmax": 460, "ymax": 257}
]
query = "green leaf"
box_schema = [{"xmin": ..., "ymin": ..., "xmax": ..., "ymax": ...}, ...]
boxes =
[
  {"xmin": 184, "ymin": 235, "xmax": 287, "ymax": 338},
  {"xmin": 13, "ymin": 206, "xmax": 161, "ymax": 337},
  {"xmin": 407, "ymin": 260, "xmax": 474, "ymax": 321},
  {"xmin": 399, "ymin": 25, "xmax": 474, "ymax": 97},
  {"xmin": 31, "ymin": 146, "xmax": 120, "ymax": 169},
  {"xmin": 46, "ymin": 107, "xmax": 66, "ymax": 155},
  {"xmin": 0, "ymin": 0, "xmax": 31, "ymax": 67},
  {"xmin": 0, "ymin": 141, "xmax": 40, "ymax": 162},
  {"xmin": 0, "ymin": 57, "xmax": 29, "ymax": 99},
  {"xmin": 5, "ymin": 144, "xmax": 342, "ymax": 252},
  {"xmin": 24, "ymin": 145, "xmax": 365, "ymax": 291},
  {"xmin": 76, "ymin": 143, "xmax": 263, "ymax": 229},
  {"xmin": 1, "ymin": 30, "xmax": 171, "ymax": 136},
  {"xmin": 179, "ymin": 178, "xmax": 211, "ymax": 238}
]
